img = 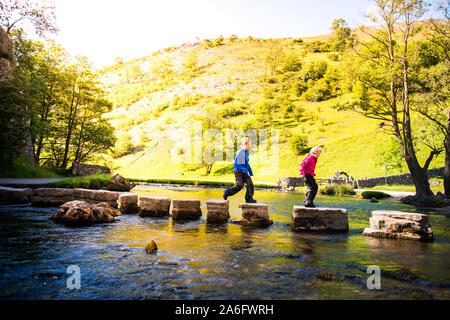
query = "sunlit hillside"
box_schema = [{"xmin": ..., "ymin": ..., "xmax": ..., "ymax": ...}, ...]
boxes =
[{"xmin": 96, "ymin": 29, "xmax": 444, "ymax": 183}]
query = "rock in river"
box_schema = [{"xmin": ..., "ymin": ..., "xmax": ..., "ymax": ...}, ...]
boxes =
[{"xmin": 50, "ymin": 200, "xmax": 120, "ymax": 227}]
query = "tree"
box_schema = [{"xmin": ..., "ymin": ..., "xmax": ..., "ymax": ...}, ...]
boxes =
[
  {"xmin": 414, "ymin": 4, "xmax": 450, "ymax": 195},
  {"xmin": 335, "ymin": 0, "xmax": 438, "ymax": 201},
  {"xmin": 264, "ymin": 44, "xmax": 285, "ymax": 76},
  {"xmin": 0, "ymin": 0, "xmax": 58, "ymax": 37},
  {"xmin": 330, "ymin": 18, "xmax": 354, "ymax": 52},
  {"xmin": 374, "ymin": 136, "xmax": 406, "ymax": 172}
]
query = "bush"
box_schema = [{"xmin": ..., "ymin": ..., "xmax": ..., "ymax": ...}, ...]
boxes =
[
  {"xmin": 360, "ymin": 191, "xmax": 391, "ymax": 199},
  {"xmin": 113, "ymin": 132, "xmax": 135, "ymax": 158},
  {"xmin": 303, "ymin": 78, "xmax": 333, "ymax": 102},
  {"xmin": 300, "ymin": 60, "xmax": 328, "ymax": 82},
  {"xmin": 305, "ymin": 40, "xmax": 332, "ymax": 53},
  {"xmin": 290, "ymin": 135, "xmax": 308, "ymax": 155},
  {"xmin": 220, "ymin": 104, "xmax": 245, "ymax": 118},
  {"xmin": 321, "ymin": 184, "xmax": 356, "ymax": 196},
  {"xmin": 292, "ymin": 38, "xmax": 304, "ymax": 44},
  {"xmin": 328, "ymin": 53, "xmax": 340, "ymax": 61}
]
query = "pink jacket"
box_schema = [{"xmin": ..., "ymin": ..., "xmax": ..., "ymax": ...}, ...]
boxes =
[{"xmin": 299, "ymin": 154, "xmax": 317, "ymax": 177}]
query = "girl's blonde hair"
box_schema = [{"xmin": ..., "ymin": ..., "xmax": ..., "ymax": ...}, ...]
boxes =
[{"xmin": 310, "ymin": 146, "xmax": 323, "ymax": 156}]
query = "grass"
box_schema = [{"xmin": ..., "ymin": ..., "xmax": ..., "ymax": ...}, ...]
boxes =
[
  {"xmin": 360, "ymin": 191, "xmax": 391, "ymax": 199},
  {"xmin": 46, "ymin": 173, "xmax": 113, "ymax": 189},
  {"xmin": 320, "ymin": 184, "xmax": 356, "ymax": 196},
  {"xmin": 362, "ymin": 179, "xmax": 444, "ymax": 194},
  {"xmin": 0, "ymin": 156, "xmax": 66, "ymax": 178}
]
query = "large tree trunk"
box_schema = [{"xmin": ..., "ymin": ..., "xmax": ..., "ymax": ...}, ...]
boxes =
[
  {"xmin": 405, "ymin": 157, "xmax": 434, "ymax": 200},
  {"xmin": 444, "ymin": 135, "xmax": 450, "ymax": 197}
]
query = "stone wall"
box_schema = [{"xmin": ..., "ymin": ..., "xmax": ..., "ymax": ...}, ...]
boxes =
[
  {"xmin": 71, "ymin": 163, "xmax": 111, "ymax": 176},
  {"xmin": 355, "ymin": 167, "xmax": 444, "ymax": 188}
]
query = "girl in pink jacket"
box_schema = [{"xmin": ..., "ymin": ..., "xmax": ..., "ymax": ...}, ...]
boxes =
[{"xmin": 299, "ymin": 146, "xmax": 323, "ymax": 207}]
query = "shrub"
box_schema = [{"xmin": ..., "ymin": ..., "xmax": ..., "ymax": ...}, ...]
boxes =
[
  {"xmin": 305, "ymin": 40, "xmax": 332, "ymax": 53},
  {"xmin": 292, "ymin": 38, "xmax": 304, "ymax": 44},
  {"xmin": 113, "ymin": 132, "xmax": 135, "ymax": 158},
  {"xmin": 328, "ymin": 53, "xmax": 340, "ymax": 61},
  {"xmin": 290, "ymin": 134, "xmax": 308, "ymax": 155},
  {"xmin": 300, "ymin": 60, "xmax": 328, "ymax": 82},
  {"xmin": 281, "ymin": 54, "xmax": 302, "ymax": 73},
  {"xmin": 303, "ymin": 79, "xmax": 333, "ymax": 102},
  {"xmin": 321, "ymin": 184, "xmax": 356, "ymax": 196},
  {"xmin": 220, "ymin": 104, "xmax": 245, "ymax": 118},
  {"xmin": 361, "ymin": 191, "xmax": 391, "ymax": 199}
]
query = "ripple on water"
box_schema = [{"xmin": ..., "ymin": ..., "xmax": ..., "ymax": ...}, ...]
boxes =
[{"xmin": 0, "ymin": 187, "xmax": 449, "ymax": 299}]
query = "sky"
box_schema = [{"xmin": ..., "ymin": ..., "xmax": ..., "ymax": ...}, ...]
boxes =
[{"xmin": 51, "ymin": 0, "xmax": 441, "ymax": 68}]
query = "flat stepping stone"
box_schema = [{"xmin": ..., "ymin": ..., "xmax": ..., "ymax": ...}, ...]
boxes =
[
  {"xmin": 118, "ymin": 193, "xmax": 138, "ymax": 214},
  {"xmin": 206, "ymin": 199, "xmax": 229, "ymax": 223},
  {"xmin": 291, "ymin": 206, "xmax": 349, "ymax": 232},
  {"xmin": 363, "ymin": 210, "xmax": 433, "ymax": 241},
  {"xmin": 138, "ymin": 196, "xmax": 171, "ymax": 217},
  {"xmin": 238, "ymin": 203, "xmax": 273, "ymax": 228},
  {"xmin": 172, "ymin": 199, "xmax": 202, "ymax": 221},
  {"xmin": 32, "ymin": 188, "xmax": 75, "ymax": 207},
  {"xmin": 0, "ymin": 186, "xmax": 32, "ymax": 204}
]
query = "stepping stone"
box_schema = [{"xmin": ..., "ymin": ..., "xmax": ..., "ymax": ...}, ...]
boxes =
[
  {"xmin": 118, "ymin": 193, "xmax": 139, "ymax": 214},
  {"xmin": 206, "ymin": 199, "xmax": 229, "ymax": 223},
  {"xmin": 32, "ymin": 188, "xmax": 75, "ymax": 207},
  {"xmin": 138, "ymin": 196, "xmax": 171, "ymax": 217},
  {"xmin": 291, "ymin": 206, "xmax": 349, "ymax": 232},
  {"xmin": 0, "ymin": 186, "xmax": 32, "ymax": 204},
  {"xmin": 363, "ymin": 210, "xmax": 433, "ymax": 241},
  {"xmin": 172, "ymin": 199, "xmax": 202, "ymax": 221},
  {"xmin": 73, "ymin": 188, "xmax": 119, "ymax": 208},
  {"xmin": 238, "ymin": 203, "xmax": 273, "ymax": 228}
]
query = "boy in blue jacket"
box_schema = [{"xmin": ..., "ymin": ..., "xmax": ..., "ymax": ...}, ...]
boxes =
[{"xmin": 223, "ymin": 136, "xmax": 257, "ymax": 203}]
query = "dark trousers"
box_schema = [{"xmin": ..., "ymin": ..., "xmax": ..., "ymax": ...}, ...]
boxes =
[
  {"xmin": 224, "ymin": 171, "xmax": 254, "ymax": 201},
  {"xmin": 304, "ymin": 174, "xmax": 318, "ymax": 205}
]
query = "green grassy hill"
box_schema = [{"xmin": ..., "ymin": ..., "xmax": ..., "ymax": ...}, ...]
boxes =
[{"xmin": 96, "ymin": 33, "xmax": 444, "ymax": 183}]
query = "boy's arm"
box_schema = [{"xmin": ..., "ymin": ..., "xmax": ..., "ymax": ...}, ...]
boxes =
[{"xmin": 236, "ymin": 149, "xmax": 245, "ymax": 164}]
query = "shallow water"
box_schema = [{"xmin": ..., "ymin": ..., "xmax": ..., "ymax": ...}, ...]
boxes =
[{"xmin": 0, "ymin": 184, "xmax": 449, "ymax": 300}]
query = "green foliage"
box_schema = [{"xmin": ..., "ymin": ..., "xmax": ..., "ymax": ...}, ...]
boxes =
[
  {"xmin": 46, "ymin": 172, "xmax": 113, "ymax": 189},
  {"xmin": 330, "ymin": 18, "xmax": 354, "ymax": 52},
  {"xmin": 0, "ymin": 0, "xmax": 58, "ymax": 37},
  {"xmin": 328, "ymin": 53, "xmax": 340, "ymax": 61},
  {"xmin": 113, "ymin": 132, "xmax": 135, "ymax": 158},
  {"xmin": 292, "ymin": 38, "xmax": 304, "ymax": 44},
  {"xmin": 321, "ymin": 184, "xmax": 356, "ymax": 196},
  {"xmin": 304, "ymin": 78, "xmax": 333, "ymax": 102},
  {"xmin": 290, "ymin": 134, "xmax": 308, "ymax": 154},
  {"xmin": 305, "ymin": 40, "xmax": 332, "ymax": 53},
  {"xmin": 299, "ymin": 60, "xmax": 328, "ymax": 82},
  {"xmin": 0, "ymin": 155, "xmax": 65, "ymax": 178},
  {"xmin": 374, "ymin": 136, "xmax": 405, "ymax": 172},
  {"xmin": 281, "ymin": 54, "xmax": 302, "ymax": 73},
  {"xmin": 360, "ymin": 191, "xmax": 391, "ymax": 199},
  {"xmin": 214, "ymin": 35, "xmax": 224, "ymax": 47}
]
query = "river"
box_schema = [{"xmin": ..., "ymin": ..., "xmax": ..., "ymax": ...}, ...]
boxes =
[{"xmin": 0, "ymin": 184, "xmax": 449, "ymax": 299}]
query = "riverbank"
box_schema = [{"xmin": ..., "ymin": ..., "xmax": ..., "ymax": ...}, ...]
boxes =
[{"xmin": 127, "ymin": 177, "xmax": 277, "ymax": 189}]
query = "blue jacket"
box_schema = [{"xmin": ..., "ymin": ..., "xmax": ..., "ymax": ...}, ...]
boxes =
[{"xmin": 234, "ymin": 148, "xmax": 253, "ymax": 176}]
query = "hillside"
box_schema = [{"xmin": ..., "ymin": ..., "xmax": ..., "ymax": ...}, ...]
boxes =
[{"xmin": 96, "ymin": 32, "xmax": 444, "ymax": 183}]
